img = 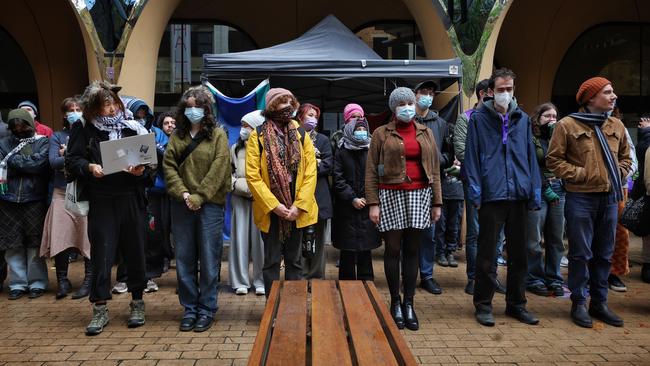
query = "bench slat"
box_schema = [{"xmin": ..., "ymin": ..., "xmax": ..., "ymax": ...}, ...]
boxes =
[
  {"xmin": 365, "ymin": 281, "xmax": 419, "ymax": 366},
  {"xmin": 311, "ymin": 280, "xmax": 353, "ymax": 366},
  {"xmin": 339, "ymin": 281, "xmax": 398, "ymax": 366},
  {"xmin": 266, "ymin": 280, "xmax": 308, "ymax": 366},
  {"xmin": 247, "ymin": 281, "xmax": 281, "ymax": 366}
]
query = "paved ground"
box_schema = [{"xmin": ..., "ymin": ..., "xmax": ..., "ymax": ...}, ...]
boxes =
[{"xmin": 0, "ymin": 237, "xmax": 649, "ymax": 365}]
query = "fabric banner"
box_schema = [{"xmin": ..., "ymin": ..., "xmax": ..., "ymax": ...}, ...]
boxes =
[{"xmin": 204, "ymin": 79, "xmax": 269, "ymax": 242}]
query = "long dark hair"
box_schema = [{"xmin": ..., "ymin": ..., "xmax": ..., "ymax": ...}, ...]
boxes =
[
  {"xmin": 531, "ymin": 102, "xmax": 558, "ymax": 137},
  {"xmin": 174, "ymin": 85, "xmax": 216, "ymax": 140}
]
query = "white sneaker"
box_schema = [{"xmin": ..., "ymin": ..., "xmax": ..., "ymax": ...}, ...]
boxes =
[
  {"xmin": 235, "ymin": 287, "xmax": 248, "ymax": 295},
  {"xmin": 112, "ymin": 282, "xmax": 128, "ymax": 294},
  {"xmin": 144, "ymin": 279, "xmax": 159, "ymax": 293},
  {"xmin": 255, "ymin": 287, "xmax": 265, "ymax": 296},
  {"xmin": 560, "ymin": 256, "xmax": 569, "ymax": 268}
]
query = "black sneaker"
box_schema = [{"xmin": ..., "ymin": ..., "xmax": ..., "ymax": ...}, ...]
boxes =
[
  {"xmin": 419, "ymin": 278, "xmax": 442, "ymax": 295},
  {"xmin": 8, "ymin": 289, "xmax": 26, "ymax": 300},
  {"xmin": 28, "ymin": 288, "xmax": 45, "ymax": 299},
  {"xmin": 527, "ymin": 284, "xmax": 550, "ymax": 297},
  {"xmin": 548, "ymin": 284, "xmax": 564, "ymax": 297},
  {"xmin": 608, "ymin": 275, "xmax": 627, "ymax": 292},
  {"xmin": 194, "ymin": 315, "xmax": 214, "ymax": 332}
]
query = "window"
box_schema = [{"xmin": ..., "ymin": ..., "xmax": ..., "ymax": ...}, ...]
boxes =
[
  {"xmin": 355, "ymin": 21, "xmax": 426, "ymax": 60},
  {"xmin": 155, "ymin": 22, "xmax": 256, "ymax": 110},
  {"xmin": 552, "ymin": 23, "xmax": 650, "ymax": 128}
]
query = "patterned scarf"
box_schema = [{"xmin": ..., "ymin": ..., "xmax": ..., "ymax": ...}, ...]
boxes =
[
  {"xmin": 569, "ymin": 112, "xmax": 624, "ymax": 201},
  {"xmin": 339, "ymin": 119, "xmax": 371, "ymax": 151},
  {"xmin": 0, "ymin": 136, "xmax": 43, "ymax": 195},
  {"xmin": 92, "ymin": 111, "xmax": 148, "ymax": 140},
  {"xmin": 262, "ymin": 120, "xmax": 302, "ymax": 242}
]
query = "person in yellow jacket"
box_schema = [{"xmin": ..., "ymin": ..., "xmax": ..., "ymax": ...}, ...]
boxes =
[{"xmin": 245, "ymin": 88, "xmax": 318, "ymax": 296}]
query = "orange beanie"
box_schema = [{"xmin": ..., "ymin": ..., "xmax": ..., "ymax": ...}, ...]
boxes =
[{"xmin": 576, "ymin": 77, "xmax": 611, "ymax": 106}]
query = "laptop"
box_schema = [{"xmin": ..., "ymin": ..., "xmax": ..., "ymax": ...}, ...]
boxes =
[{"xmin": 99, "ymin": 133, "xmax": 157, "ymax": 175}]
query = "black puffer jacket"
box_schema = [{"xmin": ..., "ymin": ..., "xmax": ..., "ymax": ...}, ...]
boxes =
[
  {"xmin": 332, "ymin": 147, "xmax": 380, "ymax": 251},
  {"xmin": 0, "ymin": 134, "xmax": 50, "ymax": 203}
]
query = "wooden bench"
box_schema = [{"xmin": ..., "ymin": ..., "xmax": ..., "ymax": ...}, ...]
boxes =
[{"xmin": 248, "ymin": 280, "xmax": 418, "ymax": 366}]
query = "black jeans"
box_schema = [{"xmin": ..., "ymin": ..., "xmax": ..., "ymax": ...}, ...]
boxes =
[
  {"xmin": 261, "ymin": 214, "xmax": 303, "ymax": 297},
  {"xmin": 339, "ymin": 250, "xmax": 373, "ymax": 281},
  {"xmin": 473, "ymin": 201, "xmax": 528, "ymax": 314},
  {"xmin": 384, "ymin": 228, "xmax": 422, "ymax": 301},
  {"xmin": 88, "ymin": 194, "xmax": 146, "ymax": 302}
]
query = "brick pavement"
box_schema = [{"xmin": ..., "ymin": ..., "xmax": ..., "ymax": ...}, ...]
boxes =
[{"xmin": 0, "ymin": 237, "xmax": 649, "ymax": 365}]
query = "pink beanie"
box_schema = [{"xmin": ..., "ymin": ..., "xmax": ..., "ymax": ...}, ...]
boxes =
[
  {"xmin": 265, "ymin": 88, "xmax": 294, "ymax": 108},
  {"xmin": 343, "ymin": 103, "xmax": 364, "ymax": 123}
]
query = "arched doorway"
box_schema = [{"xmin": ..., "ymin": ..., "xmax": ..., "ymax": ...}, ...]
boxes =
[
  {"xmin": 0, "ymin": 26, "xmax": 37, "ymax": 121},
  {"xmin": 552, "ymin": 22, "xmax": 650, "ymax": 127}
]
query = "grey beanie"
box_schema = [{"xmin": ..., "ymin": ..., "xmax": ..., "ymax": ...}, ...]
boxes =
[
  {"xmin": 388, "ymin": 87, "xmax": 416, "ymax": 113},
  {"xmin": 18, "ymin": 100, "xmax": 38, "ymax": 116}
]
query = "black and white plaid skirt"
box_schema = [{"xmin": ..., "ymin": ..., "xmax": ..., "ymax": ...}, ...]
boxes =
[{"xmin": 378, "ymin": 187, "xmax": 432, "ymax": 232}]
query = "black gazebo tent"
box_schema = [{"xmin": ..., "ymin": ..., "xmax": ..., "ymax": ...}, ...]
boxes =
[{"xmin": 202, "ymin": 15, "xmax": 463, "ymax": 123}]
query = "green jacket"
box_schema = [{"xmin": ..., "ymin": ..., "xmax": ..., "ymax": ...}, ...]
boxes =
[
  {"xmin": 163, "ymin": 128, "xmax": 232, "ymax": 206},
  {"xmin": 453, "ymin": 109, "xmax": 471, "ymax": 163}
]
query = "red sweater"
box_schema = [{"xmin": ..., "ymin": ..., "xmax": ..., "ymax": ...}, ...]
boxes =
[
  {"xmin": 35, "ymin": 121, "xmax": 53, "ymax": 138},
  {"xmin": 379, "ymin": 122, "xmax": 428, "ymax": 190}
]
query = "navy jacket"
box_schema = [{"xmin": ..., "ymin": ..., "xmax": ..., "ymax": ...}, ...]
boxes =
[
  {"xmin": 464, "ymin": 99, "xmax": 541, "ymax": 209},
  {"xmin": 0, "ymin": 135, "xmax": 50, "ymax": 203}
]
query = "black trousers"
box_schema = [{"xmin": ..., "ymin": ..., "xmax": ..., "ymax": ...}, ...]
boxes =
[
  {"xmin": 261, "ymin": 215, "xmax": 303, "ymax": 297},
  {"xmin": 88, "ymin": 194, "xmax": 146, "ymax": 302},
  {"xmin": 339, "ymin": 250, "xmax": 374, "ymax": 281},
  {"xmin": 116, "ymin": 193, "xmax": 170, "ymax": 282},
  {"xmin": 473, "ymin": 201, "xmax": 528, "ymax": 313}
]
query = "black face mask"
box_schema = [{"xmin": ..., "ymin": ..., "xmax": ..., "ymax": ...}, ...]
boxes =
[
  {"xmin": 268, "ymin": 106, "xmax": 294, "ymax": 124},
  {"xmin": 12, "ymin": 130, "xmax": 34, "ymax": 139}
]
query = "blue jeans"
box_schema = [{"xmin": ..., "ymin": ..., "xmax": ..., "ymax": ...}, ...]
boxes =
[
  {"xmin": 435, "ymin": 199, "xmax": 464, "ymax": 255},
  {"xmin": 5, "ymin": 247, "xmax": 48, "ymax": 291},
  {"xmin": 463, "ymin": 183, "xmax": 503, "ymax": 281},
  {"xmin": 420, "ymin": 223, "xmax": 436, "ymax": 281},
  {"xmin": 172, "ymin": 201, "xmax": 224, "ymax": 319},
  {"xmin": 526, "ymin": 181, "xmax": 566, "ymax": 287},
  {"xmin": 565, "ymin": 191, "xmax": 618, "ymax": 305}
]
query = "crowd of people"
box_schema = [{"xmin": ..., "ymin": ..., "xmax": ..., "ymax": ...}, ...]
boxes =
[{"xmin": 0, "ymin": 68, "xmax": 648, "ymax": 336}]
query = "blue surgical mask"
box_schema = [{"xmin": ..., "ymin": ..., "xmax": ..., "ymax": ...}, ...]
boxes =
[
  {"xmin": 66, "ymin": 111, "xmax": 83, "ymax": 124},
  {"xmin": 353, "ymin": 130, "xmax": 368, "ymax": 140},
  {"xmin": 396, "ymin": 105, "xmax": 416, "ymax": 123},
  {"xmin": 184, "ymin": 107, "xmax": 204, "ymax": 124},
  {"xmin": 417, "ymin": 95, "xmax": 433, "ymax": 110}
]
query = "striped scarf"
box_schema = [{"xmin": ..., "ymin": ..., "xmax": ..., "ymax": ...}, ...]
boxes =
[
  {"xmin": 569, "ymin": 112, "xmax": 624, "ymax": 201},
  {"xmin": 0, "ymin": 136, "xmax": 43, "ymax": 195},
  {"xmin": 92, "ymin": 112, "xmax": 148, "ymax": 141}
]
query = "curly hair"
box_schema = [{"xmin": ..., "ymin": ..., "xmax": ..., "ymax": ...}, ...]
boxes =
[
  {"xmin": 174, "ymin": 85, "xmax": 216, "ymax": 140},
  {"xmin": 60, "ymin": 96, "xmax": 81, "ymax": 129},
  {"xmin": 81, "ymin": 81, "xmax": 124, "ymax": 122},
  {"xmin": 155, "ymin": 111, "xmax": 175, "ymax": 128},
  {"xmin": 531, "ymin": 102, "xmax": 558, "ymax": 137},
  {"xmin": 488, "ymin": 68, "xmax": 517, "ymax": 90}
]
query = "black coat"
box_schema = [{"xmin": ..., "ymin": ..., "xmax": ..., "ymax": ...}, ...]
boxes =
[
  {"xmin": 313, "ymin": 133, "xmax": 333, "ymax": 220},
  {"xmin": 332, "ymin": 146, "xmax": 380, "ymax": 251}
]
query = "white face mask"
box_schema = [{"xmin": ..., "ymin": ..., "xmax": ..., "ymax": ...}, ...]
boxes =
[
  {"xmin": 239, "ymin": 127, "xmax": 251, "ymax": 141},
  {"xmin": 494, "ymin": 92, "xmax": 512, "ymax": 110}
]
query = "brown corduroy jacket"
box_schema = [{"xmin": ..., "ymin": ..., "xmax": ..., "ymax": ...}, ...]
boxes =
[
  {"xmin": 365, "ymin": 120, "xmax": 442, "ymax": 207},
  {"xmin": 546, "ymin": 115, "xmax": 632, "ymax": 194}
]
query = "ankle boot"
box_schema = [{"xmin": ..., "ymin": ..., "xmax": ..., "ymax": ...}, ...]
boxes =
[
  {"xmin": 55, "ymin": 270, "xmax": 72, "ymax": 299},
  {"xmin": 402, "ymin": 297, "xmax": 419, "ymax": 331},
  {"xmin": 72, "ymin": 259, "xmax": 92, "ymax": 299},
  {"xmin": 390, "ymin": 296, "xmax": 405, "ymax": 329}
]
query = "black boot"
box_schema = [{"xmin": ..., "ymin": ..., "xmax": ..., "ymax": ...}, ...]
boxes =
[
  {"xmin": 72, "ymin": 258, "xmax": 92, "ymax": 299},
  {"xmin": 402, "ymin": 297, "xmax": 419, "ymax": 331},
  {"xmin": 390, "ymin": 296, "xmax": 405, "ymax": 329},
  {"xmin": 56, "ymin": 271, "xmax": 72, "ymax": 299}
]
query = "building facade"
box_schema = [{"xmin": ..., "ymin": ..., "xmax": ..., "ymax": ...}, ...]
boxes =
[{"xmin": 1, "ymin": 0, "xmax": 648, "ymax": 134}]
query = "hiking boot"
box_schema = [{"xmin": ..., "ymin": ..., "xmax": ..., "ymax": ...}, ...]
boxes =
[
  {"xmin": 127, "ymin": 300, "xmax": 145, "ymax": 328},
  {"xmin": 86, "ymin": 304, "xmax": 109, "ymax": 336}
]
